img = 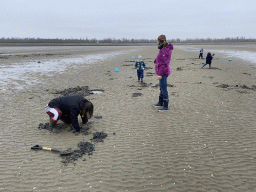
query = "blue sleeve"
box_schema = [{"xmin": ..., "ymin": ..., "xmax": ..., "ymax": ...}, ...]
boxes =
[
  {"xmin": 143, "ymin": 62, "xmax": 145, "ymax": 68},
  {"xmin": 135, "ymin": 62, "xmax": 137, "ymax": 68}
]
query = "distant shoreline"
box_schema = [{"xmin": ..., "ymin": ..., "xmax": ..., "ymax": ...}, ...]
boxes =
[{"xmin": 1, "ymin": 42, "xmax": 256, "ymax": 47}]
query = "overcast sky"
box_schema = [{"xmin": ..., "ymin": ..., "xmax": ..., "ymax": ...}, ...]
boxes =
[{"xmin": 1, "ymin": 0, "xmax": 255, "ymax": 40}]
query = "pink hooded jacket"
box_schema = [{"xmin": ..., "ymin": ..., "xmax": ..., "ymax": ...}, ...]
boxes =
[{"xmin": 155, "ymin": 43, "xmax": 173, "ymax": 76}]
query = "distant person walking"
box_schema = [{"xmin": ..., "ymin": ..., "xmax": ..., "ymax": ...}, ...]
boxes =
[
  {"xmin": 201, "ymin": 52, "xmax": 213, "ymax": 69},
  {"xmin": 199, "ymin": 48, "xmax": 204, "ymax": 59},
  {"xmin": 45, "ymin": 95, "xmax": 93, "ymax": 132},
  {"xmin": 153, "ymin": 35, "xmax": 173, "ymax": 111},
  {"xmin": 135, "ymin": 55, "xmax": 146, "ymax": 82}
]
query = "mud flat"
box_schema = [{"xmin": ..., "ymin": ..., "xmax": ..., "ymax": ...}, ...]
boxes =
[{"xmin": 0, "ymin": 45, "xmax": 256, "ymax": 191}]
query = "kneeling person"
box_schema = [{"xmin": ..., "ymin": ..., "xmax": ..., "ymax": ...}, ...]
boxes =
[{"xmin": 45, "ymin": 95, "xmax": 93, "ymax": 132}]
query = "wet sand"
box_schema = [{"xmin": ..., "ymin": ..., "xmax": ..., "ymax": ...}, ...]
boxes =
[{"xmin": 1, "ymin": 45, "xmax": 256, "ymax": 192}]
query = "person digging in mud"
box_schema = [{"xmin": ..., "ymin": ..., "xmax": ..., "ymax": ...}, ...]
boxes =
[{"xmin": 45, "ymin": 95, "xmax": 93, "ymax": 132}]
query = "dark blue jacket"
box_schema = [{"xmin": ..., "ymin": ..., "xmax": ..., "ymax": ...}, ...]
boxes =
[
  {"xmin": 206, "ymin": 55, "xmax": 213, "ymax": 64},
  {"xmin": 48, "ymin": 95, "xmax": 89, "ymax": 132},
  {"xmin": 135, "ymin": 61, "xmax": 146, "ymax": 70}
]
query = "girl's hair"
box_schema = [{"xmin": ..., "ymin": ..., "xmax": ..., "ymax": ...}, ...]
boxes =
[
  {"xmin": 207, "ymin": 52, "xmax": 211, "ymax": 56},
  {"xmin": 157, "ymin": 35, "xmax": 168, "ymax": 48},
  {"xmin": 83, "ymin": 102, "xmax": 94, "ymax": 119}
]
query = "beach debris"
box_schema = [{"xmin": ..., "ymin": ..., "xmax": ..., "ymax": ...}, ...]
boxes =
[
  {"xmin": 176, "ymin": 67, "xmax": 183, "ymax": 71},
  {"xmin": 90, "ymin": 131, "xmax": 108, "ymax": 143},
  {"xmin": 216, "ymin": 84, "xmax": 229, "ymax": 88},
  {"xmin": 229, "ymin": 59, "xmax": 232, "ymax": 61},
  {"xmin": 132, "ymin": 56, "xmax": 135, "ymax": 59},
  {"xmin": 132, "ymin": 93, "xmax": 142, "ymax": 97},
  {"xmin": 90, "ymin": 91, "xmax": 103, "ymax": 94},
  {"xmin": 115, "ymin": 67, "xmax": 119, "ymax": 72}
]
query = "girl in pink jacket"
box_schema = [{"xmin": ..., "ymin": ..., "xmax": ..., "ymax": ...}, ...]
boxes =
[{"xmin": 153, "ymin": 35, "xmax": 173, "ymax": 111}]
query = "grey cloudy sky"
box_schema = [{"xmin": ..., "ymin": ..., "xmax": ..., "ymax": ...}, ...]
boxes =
[{"xmin": 1, "ymin": 0, "xmax": 255, "ymax": 40}]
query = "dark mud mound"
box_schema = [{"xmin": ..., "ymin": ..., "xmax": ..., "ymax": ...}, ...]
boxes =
[
  {"xmin": 53, "ymin": 86, "xmax": 90, "ymax": 96},
  {"xmin": 132, "ymin": 93, "xmax": 142, "ymax": 97},
  {"xmin": 38, "ymin": 123, "xmax": 62, "ymax": 132},
  {"xmin": 94, "ymin": 116, "xmax": 102, "ymax": 119},
  {"xmin": 216, "ymin": 84, "xmax": 229, "ymax": 88},
  {"xmin": 38, "ymin": 122, "xmax": 89, "ymax": 135},
  {"xmin": 146, "ymin": 72, "xmax": 154, "ymax": 76},
  {"xmin": 90, "ymin": 132, "xmax": 108, "ymax": 143},
  {"xmin": 61, "ymin": 142, "xmax": 94, "ymax": 166},
  {"xmin": 176, "ymin": 67, "xmax": 183, "ymax": 71}
]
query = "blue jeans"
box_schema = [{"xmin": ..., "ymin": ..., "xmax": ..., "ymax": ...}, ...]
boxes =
[
  {"xmin": 202, "ymin": 63, "xmax": 211, "ymax": 69},
  {"xmin": 159, "ymin": 75, "xmax": 169, "ymax": 100}
]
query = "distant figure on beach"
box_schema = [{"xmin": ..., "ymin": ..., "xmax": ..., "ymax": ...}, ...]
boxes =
[
  {"xmin": 135, "ymin": 55, "xmax": 146, "ymax": 82},
  {"xmin": 199, "ymin": 48, "xmax": 204, "ymax": 59},
  {"xmin": 45, "ymin": 95, "xmax": 93, "ymax": 132},
  {"xmin": 153, "ymin": 35, "xmax": 173, "ymax": 111},
  {"xmin": 201, "ymin": 52, "xmax": 213, "ymax": 69}
]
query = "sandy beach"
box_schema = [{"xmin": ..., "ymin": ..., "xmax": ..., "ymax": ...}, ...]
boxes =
[{"xmin": 1, "ymin": 44, "xmax": 256, "ymax": 192}]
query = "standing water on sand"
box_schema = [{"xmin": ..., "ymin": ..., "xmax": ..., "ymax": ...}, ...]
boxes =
[
  {"xmin": 176, "ymin": 45, "xmax": 256, "ymax": 65},
  {"xmin": 0, "ymin": 46, "xmax": 141, "ymax": 91}
]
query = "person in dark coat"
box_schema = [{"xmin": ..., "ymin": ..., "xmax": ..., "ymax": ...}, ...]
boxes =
[
  {"xmin": 45, "ymin": 95, "xmax": 93, "ymax": 132},
  {"xmin": 199, "ymin": 48, "xmax": 204, "ymax": 59},
  {"xmin": 201, "ymin": 52, "xmax": 213, "ymax": 69}
]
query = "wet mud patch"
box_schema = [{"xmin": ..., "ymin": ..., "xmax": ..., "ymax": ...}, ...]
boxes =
[
  {"xmin": 94, "ymin": 116, "xmax": 102, "ymax": 119},
  {"xmin": 152, "ymin": 84, "xmax": 174, "ymax": 88},
  {"xmin": 38, "ymin": 122, "xmax": 90, "ymax": 135},
  {"xmin": 52, "ymin": 86, "xmax": 104, "ymax": 96},
  {"xmin": 38, "ymin": 123, "xmax": 63, "ymax": 132},
  {"xmin": 61, "ymin": 142, "xmax": 95, "ymax": 166},
  {"xmin": 216, "ymin": 84, "xmax": 256, "ymax": 92},
  {"xmin": 216, "ymin": 84, "xmax": 229, "ymax": 88},
  {"xmin": 176, "ymin": 67, "xmax": 183, "ymax": 71},
  {"xmin": 61, "ymin": 131, "xmax": 108, "ymax": 165},
  {"xmin": 132, "ymin": 93, "xmax": 142, "ymax": 97},
  {"xmin": 52, "ymin": 86, "xmax": 90, "ymax": 96},
  {"xmin": 123, "ymin": 64, "xmax": 133, "ymax": 66},
  {"xmin": 146, "ymin": 72, "xmax": 154, "ymax": 76},
  {"xmin": 90, "ymin": 132, "xmax": 108, "ymax": 143}
]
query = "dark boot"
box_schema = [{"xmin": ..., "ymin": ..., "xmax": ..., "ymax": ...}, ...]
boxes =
[
  {"xmin": 153, "ymin": 96, "xmax": 163, "ymax": 107},
  {"xmin": 158, "ymin": 99, "xmax": 169, "ymax": 111},
  {"xmin": 138, "ymin": 78, "xmax": 140, "ymax": 81},
  {"xmin": 141, "ymin": 78, "xmax": 143, "ymax": 83}
]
